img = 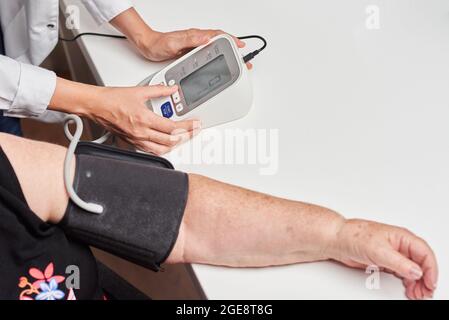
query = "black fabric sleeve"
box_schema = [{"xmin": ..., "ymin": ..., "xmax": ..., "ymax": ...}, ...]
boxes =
[{"xmin": 59, "ymin": 143, "xmax": 189, "ymax": 272}]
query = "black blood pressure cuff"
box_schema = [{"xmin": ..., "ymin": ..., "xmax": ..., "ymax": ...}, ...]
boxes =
[{"xmin": 59, "ymin": 142, "xmax": 189, "ymax": 272}]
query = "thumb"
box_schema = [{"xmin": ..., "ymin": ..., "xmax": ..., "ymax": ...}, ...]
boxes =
[
  {"xmin": 373, "ymin": 248, "xmax": 423, "ymax": 281},
  {"xmin": 145, "ymin": 85, "xmax": 178, "ymax": 99},
  {"xmin": 181, "ymin": 31, "xmax": 210, "ymax": 50}
]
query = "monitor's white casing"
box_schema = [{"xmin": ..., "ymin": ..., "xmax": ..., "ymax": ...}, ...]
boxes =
[{"xmin": 139, "ymin": 34, "xmax": 253, "ymax": 128}]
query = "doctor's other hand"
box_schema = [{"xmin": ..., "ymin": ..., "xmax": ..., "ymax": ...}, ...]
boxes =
[
  {"xmin": 110, "ymin": 8, "xmax": 253, "ymax": 67},
  {"xmin": 328, "ymin": 219, "xmax": 438, "ymax": 300},
  {"xmin": 137, "ymin": 29, "xmax": 253, "ymax": 69}
]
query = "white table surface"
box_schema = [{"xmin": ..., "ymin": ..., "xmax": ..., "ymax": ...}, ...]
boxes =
[{"xmin": 61, "ymin": 0, "xmax": 449, "ymax": 299}]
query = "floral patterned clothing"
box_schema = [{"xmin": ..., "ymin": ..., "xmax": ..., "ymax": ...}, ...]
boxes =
[{"xmin": 0, "ymin": 148, "xmax": 104, "ymax": 300}]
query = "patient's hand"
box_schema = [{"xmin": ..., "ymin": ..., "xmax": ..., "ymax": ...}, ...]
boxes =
[{"xmin": 328, "ymin": 219, "xmax": 438, "ymax": 299}]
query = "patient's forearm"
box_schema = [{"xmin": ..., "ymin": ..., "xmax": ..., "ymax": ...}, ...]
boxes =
[
  {"xmin": 170, "ymin": 174, "xmax": 345, "ymax": 267},
  {"xmin": 170, "ymin": 176, "xmax": 438, "ymax": 301}
]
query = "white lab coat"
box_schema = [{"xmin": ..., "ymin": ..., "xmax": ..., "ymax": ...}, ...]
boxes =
[{"xmin": 0, "ymin": 0, "xmax": 132, "ymax": 121}]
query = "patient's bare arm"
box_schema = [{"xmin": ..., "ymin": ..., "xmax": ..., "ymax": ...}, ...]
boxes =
[
  {"xmin": 174, "ymin": 175, "xmax": 438, "ymax": 300},
  {"xmin": 0, "ymin": 133, "xmax": 438, "ymax": 300}
]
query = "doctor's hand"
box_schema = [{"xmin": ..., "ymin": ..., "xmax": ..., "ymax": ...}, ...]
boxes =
[
  {"xmin": 90, "ymin": 85, "xmax": 201, "ymax": 155},
  {"xmin": 328, "ymin": 219, "xmax": 438, "ymax": 300},
  {"xmin": 50, "ymin": 78, "xmax": 200, "ymax": 155},
  {"xmin": 109, "ymin": 8, "xmax": 253, "ymax": 68},
  {"xmin": 138, "ymin": 29, "xmax": 253, "ymax": 68}
]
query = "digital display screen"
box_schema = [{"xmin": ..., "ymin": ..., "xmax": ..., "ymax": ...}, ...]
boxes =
[{"xmin": 180, "ymin": 55, "xmax": 232, "ymax": 106}]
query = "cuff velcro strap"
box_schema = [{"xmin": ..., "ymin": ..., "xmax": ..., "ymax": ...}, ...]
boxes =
[{"xmin": 59, "ymin": 142, "xmax": 189, "ymax": 271}]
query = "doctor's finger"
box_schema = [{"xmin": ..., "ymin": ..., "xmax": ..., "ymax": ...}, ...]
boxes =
[
  {"xmin": 149, "ymin": 126, "xmax": 199, "ymax": 147},
  {"xmin": 149, "ymin": 113, "xmax": 201, "ymax": 135},
  {"xmin": 206, "ymin": 30, "xmax": 246, "ymax": 48},
  {"xmin": 145, "ymin": 85, "xmax": 179, "ymax": 99},
  {"xmin": 128, "ymin": 138, "xmax": 173, "ymax": 156},
  {"xmin": 173, "ymin": 119, "xmax": 202, "ymax": 133},
  {"xmin": 172, "ymin": 126, "xmax": 201, "ymax": 144},
  {"xmin": 144, "ymin": 129, "xmax": 183, "ymax": 147},
  {"xmin": 181, "ymin": 29, "xmax": 246, "ymax": 49},
  {"xmin": 179, "ymin": 29, "xmax": 211, "ymax": 49}
]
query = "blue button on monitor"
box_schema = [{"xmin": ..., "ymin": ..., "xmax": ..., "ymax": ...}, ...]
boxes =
[{"xmin": 161, "ymin": 102, "xmax": 174, "ymax": 118}]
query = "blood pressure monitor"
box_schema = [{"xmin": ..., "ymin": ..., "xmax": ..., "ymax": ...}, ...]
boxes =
[
  {"xmin": 62, "ymin": 33, "xmax": 264, "ymax": 215},
  {"xmin": 139, "ymin": 34, "xmax": 253, "ymax": 128}
]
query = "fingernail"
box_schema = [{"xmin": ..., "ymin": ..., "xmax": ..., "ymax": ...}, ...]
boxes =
[
  {"xmin": 409, "ymin": 267, "xmax": 423, "ymax": 280},
  {"xmin": 193, "ymin": 120, "xmax": 202, "ymax": 129},
  {"xmin": 433, "ymin": 283, "xmax": 438, "ymax": 290}
]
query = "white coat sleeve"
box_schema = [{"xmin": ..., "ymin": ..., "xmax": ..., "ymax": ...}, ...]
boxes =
[
  {"xmin": 81, "ymin": 0, "xmax": 133, "ymax": 25},
  {"xmin": 0, "ymin": 55, "xmax": 57, "ymax": 118}
]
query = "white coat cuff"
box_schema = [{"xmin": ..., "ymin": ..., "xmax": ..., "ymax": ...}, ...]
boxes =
[
  {"xmin": 5, "ymin": 63, "xmax": 57, "ymax": 118},
  {"xmin": 82, "ymin": 0, "xmax": 133, "ymax": 25}
]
